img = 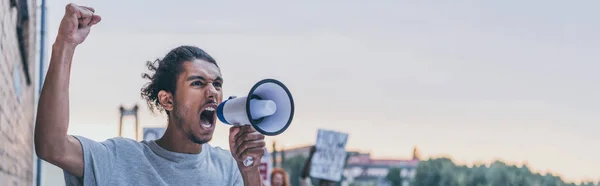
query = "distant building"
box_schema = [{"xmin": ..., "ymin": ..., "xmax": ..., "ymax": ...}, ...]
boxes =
[
  {"xmin": 274, "ymin": 146, "xmax": 420, "ymax": 186},
  {"xmin": 343, "ymin": 152, "xmax": 419, "ymax": 186}
]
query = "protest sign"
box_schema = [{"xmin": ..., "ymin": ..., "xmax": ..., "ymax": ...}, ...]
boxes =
[
  {"xmin": 258, "ymin": 148, "xmax": 271, "ymax": 184},
  {"xmin": 309, "ymin": 129, "xmax": 349, "ymax": 181}
]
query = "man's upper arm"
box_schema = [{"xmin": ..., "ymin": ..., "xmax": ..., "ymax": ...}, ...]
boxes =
[
  {"xmin": 60, "ymin": 136, "xmax": 118, "ymax": 186},
  {"xmin": 50, "ymin": 135, "xmax": 85, "ymax": 177}
]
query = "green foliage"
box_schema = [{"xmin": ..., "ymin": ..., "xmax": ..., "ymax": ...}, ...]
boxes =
[
  {"xmin": 392, "ymin": 158, "xmax": 598, "ymax": 186},
  {"xmin": 386, "ymin": 168, "xmax": 403, "ymax": 186},
  {"xmin": 281, "ymin": 155, "xmax": 307, "ymax": 186}
]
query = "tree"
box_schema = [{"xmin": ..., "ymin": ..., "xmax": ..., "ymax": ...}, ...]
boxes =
[
  {"xmin": 411, "ymin": 158, "xmax": 459, "ymax": 186},
  {"xmin": 386, "ymin": 168, "xmax": 403, "ymax": 186},
  {"xmin": 410, "ymin": 157, "xmax": 594, "ymax": 186},
  {"xmin": 579, "ymin": 181, "xmax": 597, "ymax": 186},
  {"xmin": 281, "ymin": 155, "xmax": 307, "ymax": 186}
]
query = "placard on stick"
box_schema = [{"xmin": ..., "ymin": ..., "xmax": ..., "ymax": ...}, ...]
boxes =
[
  {"xmin": 309, "ymin": 129, "xmax": 349, "ymax": 182},
  {"xmin": 258, "ymin": 148, "xmax": 271, "ymax": 184}
]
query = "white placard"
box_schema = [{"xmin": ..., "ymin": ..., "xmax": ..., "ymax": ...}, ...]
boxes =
[{"xmin": 310, "ymin": 129, "xmax": 349, "ymax": 181}]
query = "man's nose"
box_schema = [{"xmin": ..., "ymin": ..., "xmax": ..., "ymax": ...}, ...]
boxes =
[{"xmin": 205, "ymin": 84, "xmax": 218, "ymax": 98}]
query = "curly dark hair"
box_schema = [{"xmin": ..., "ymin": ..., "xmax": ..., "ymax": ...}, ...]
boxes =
[{"xmin": 140, "ymin": 45, "xmax": 218, "ymax": 116}]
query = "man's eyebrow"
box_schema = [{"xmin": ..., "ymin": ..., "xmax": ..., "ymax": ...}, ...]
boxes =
[
  {"xmin": 186, "ymin": 75, "xmax": 223, "ymax": 82},
  {"xmin": 186, "ymin": 75, "xmax": 205, "ymax": 81}
]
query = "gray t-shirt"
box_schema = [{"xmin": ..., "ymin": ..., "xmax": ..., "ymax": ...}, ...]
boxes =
[{"xmin": 63, "ymin": 135, "xmax": 244, "ymax": 186}]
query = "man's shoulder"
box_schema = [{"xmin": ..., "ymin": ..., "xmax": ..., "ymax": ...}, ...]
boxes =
[
  {"xmin": 100, "ymin": 136, "xmax": 138, "ymax": 143},
  {"xmin": 100, "ymin": 136, "xmax": 144, "ymax": 147},
  {"xmin": 73, "ymin": 135, "xmax": 146, "ymax": 152}
]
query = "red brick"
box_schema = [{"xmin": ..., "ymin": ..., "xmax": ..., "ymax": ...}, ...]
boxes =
[{"xmin": 0, "ymin": 0, "xmax": 37, "ymax": 185}]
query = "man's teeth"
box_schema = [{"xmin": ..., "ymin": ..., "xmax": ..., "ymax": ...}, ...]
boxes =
[
  {"xmin": 201, "ymin": 120, "xmax": 212, "ymax": 129},
  {"xmin": 201, "ymin": 106, "xmax": 215, "ymax": 129},
  {"xmin": 201, "ymin": 123, "xmax": 212, "ymax": 128}
]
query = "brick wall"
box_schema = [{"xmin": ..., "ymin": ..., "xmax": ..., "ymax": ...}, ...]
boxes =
[{"xmin": 0, "ymin": 0, "xmax": 37, "ymax": 185}]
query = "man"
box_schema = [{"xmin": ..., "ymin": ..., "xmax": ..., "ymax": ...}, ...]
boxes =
[
  {"xmin": 300, "ymin": 146, "xmax": 336, "ymax": 186},
  {"xmin": 35, "ymin": 3, "xmax": 266, "ymax": 186}
]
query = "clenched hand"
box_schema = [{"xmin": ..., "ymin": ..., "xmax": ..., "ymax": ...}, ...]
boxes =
[
  {"xmin": 56, "ymin": 3, "xmax": 101, "ymax": 47},
  {"xmin": 229, "ymin": 125, "xmax": 266, "ymax": 172}
]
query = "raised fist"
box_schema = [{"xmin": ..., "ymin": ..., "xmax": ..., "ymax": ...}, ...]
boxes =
[{"xmin": 56, "ymin": 3, "xmax": 101, "ymax": 46}]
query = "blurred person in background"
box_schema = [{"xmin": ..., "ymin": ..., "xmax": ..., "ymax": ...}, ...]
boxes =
[
  {"xmin": 300, "ymin": 146, "xmax": 336, "ymax": 186},
  {"xmin": 34, "ymin": 3, "xmax": 266, "ymax": 186},
  {"xmin": 270, "ymin": 168, "xmax": 290, "ymax": 186}
]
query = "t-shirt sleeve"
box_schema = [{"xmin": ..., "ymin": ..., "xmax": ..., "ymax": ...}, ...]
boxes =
[{"xmin": 63, "ymin": 135, "xmax": 117, "ymax": 186}]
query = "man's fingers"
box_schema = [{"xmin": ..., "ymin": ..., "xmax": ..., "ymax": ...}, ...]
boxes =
[
  {"xmin": 89, "ymin": 15, "xmax": 101, "ymax": 26},
  {"xmin": 238, "ymin": 147, "xmax": 266, "ymax": 162},
  {"xmin": 229, "ymin": 126, "xmax": 240, "ymax": 141},
  {"xmin": 231, "ymin": 126, "xmax": 265, "ymax": 167},
  {"xmin": 236, "ymin": 140, "xmax": 266, "ymax": 156},
  {"xmin": 65, "ymin": 3, "xmax": 77, "ymax": 13},
  {"xmin": 66, "ymin": 3, "xmax": 93, "ymax": 19},
  {"xmin": 79, "ymin": 5, "xmax": 95, "ymax": 13},
  {"xmin": 79, "ymin": 5, "xmax": 100, "ymax": 26},
  {"xmin": 75, "ymin": 8, "xmax": 94, "ymax": 27},
  {"xmin": 230, "ymin": 125, "xmax": 265, "ymax": 165},
  {"xmin": 235, "ymin": 132, "xmax": 264, "ymax": 147},
  {"xmin": 234, "ymin": 126, "xmax": 252, "ymax": 142},
  {"xmin": 234, "ymin": 125, "xmax": 256, "ymax": 140},
  {"xmin": 67, "ymin": 4, "xmax": 93, "ymax": 24},
  {"xmin": 229, "ymin": 126, "xmax": 241, "ymax": 150},
  {"xmin": 237, "ymin": 125, "xmax": 256, "ymax": 135},
  {"xmin": 235, "ymin": 131, "xmax": 264, "ymax": 145}
]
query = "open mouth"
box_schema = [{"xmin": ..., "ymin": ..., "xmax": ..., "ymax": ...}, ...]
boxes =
[{"xmin": 200, "ymin": 106, "xmax": 216, "ymax": 130}]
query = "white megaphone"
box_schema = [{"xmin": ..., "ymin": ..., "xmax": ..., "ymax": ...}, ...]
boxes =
[{"xmin": 216, "ymin": 79, "xmax": 294, "ymax": 166}]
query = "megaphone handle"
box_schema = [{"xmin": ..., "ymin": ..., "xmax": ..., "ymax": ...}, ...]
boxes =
[{"xmin": 243, "ymin": 156, "xmax": 254, "ymax": 167}]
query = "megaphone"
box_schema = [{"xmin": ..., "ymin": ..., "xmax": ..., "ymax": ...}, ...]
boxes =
[{"xmin": 216, "ymin": 79, "xmax": 294, "ymax": 166}]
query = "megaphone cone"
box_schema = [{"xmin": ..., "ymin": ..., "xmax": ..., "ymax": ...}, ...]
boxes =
[
  {"xmin": 216, "ymin": 79, "xmax": 294, "ymax": 167},
  {"xmin": 216, "ymin": 78, "xmax": 294, "ymax": 136}
]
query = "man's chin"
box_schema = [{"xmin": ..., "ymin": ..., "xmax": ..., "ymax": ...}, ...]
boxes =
[
  {"xmin": 190, "ymin": 138, "xmax": 210, "ymax": 145},
  {"xmin": 189, "ymin": 134, "xmax": 212, "ymax": 145}
]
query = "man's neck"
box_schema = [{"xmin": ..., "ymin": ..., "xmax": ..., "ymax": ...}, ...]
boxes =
[{"xmin": 155, "ymin": 123, "xmax": 202, "ymax": 154}]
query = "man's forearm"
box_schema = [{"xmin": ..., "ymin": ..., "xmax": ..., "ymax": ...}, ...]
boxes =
[
  {"xmin": 34, "ymin": 41, "xmax": 76, "ymax": 159},
  {"xmin": 241, "ymin": 166, "xmax": 263, "ymax": 186}
]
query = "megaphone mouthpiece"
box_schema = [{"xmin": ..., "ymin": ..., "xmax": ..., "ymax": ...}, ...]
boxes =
[{"xmin": 249, "ymin": 99, "xmax": 277, "ymax": 119}]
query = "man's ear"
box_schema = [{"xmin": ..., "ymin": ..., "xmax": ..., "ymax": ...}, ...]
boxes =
[{"xmin": 158, "ymin": 90, "xmax": 174, "ymax": 112}]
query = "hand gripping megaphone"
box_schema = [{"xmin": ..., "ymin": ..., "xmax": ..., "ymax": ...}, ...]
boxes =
[{"xmin": 216, "ymin": 79, "xmax": 294, "ymax": 166}]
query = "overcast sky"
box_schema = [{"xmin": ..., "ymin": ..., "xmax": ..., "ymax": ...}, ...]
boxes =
[{"xmin": 41, "ymin": 0, "xmax": 599, "ymax": 182}]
